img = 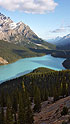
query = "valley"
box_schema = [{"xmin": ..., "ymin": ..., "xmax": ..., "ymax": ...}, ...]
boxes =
[
  {"xmin": 0, "ymin": 13, "xmax": 70, "ymax": 70},
  {"xmin": 0, "ymin": 1, "xmax": 70, "ymax": 124}
]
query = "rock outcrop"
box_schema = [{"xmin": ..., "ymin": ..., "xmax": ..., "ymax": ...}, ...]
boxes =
[{"xmin": 0, "ymin": 57, "xmax": 8, "ymax": 65}]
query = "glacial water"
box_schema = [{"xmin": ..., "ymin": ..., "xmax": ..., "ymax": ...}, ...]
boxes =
[{"xmin": 0, "ymin": 55, "xmax": 66, "ymax": 83}]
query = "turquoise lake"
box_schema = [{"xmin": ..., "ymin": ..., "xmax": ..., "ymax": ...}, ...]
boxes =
[{"xmin": 0, "ymin": 55, "xmax": 66, "ymax": 83}]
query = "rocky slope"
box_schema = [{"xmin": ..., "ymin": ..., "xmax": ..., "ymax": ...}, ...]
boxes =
[
  {"xmin": 34, "ymin": 96, "xmax": 70, "ymax": 124},
  {"xmin": 0, "ymin": 57, "xmax": 8, "ymax": 65},
  {"xmin": 0, "ymin": 12, "xmax": 39, "ymax": 44},
  {"xmin": 0, "ymin": 12, "xmax": 34, "ymax": 42}
]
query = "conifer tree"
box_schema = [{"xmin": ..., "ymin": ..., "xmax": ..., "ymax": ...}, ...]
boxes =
[
  {"xmin": 0, "ymin": 107, "xmax": 5, "ymax": 124},
  {"xmin": 34, "ymin": 86, "xmax": 41, "ymax": 112},
  {"xmin": 18, "ymin": 82, "xmax": 34, "ymax": 124},
  {"xmin": 23, "ymin": 90, "xmax": 34, "ymax": 124},
  {"xmin": 6, "ymin": 96, "xmax": 13, "ymax": 124},
  {"xmin": 18, "ymin": 92, "xmax": 25, "ymax": 124}
]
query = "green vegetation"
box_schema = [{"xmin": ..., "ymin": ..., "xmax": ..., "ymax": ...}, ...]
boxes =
[
  {"xmin": 32, "ymin": 67, "xmax": 54, "ymax": 73},
  {"xmin": 62, "ymin": 121, "xmax": 67, "ymax": 124},
  {"xmin": 0, "ymin": 40, "xmax": 44, "ymax": 63},
  {"xmin": 33, "ymin": 86, "xmax": 41, "ymax": 112},
  {"xmin": 0, "ymin": 68, "xmax": 70, "ymax": 102},
  {"xmin": 0, "ymin": 83, "xmax": 34, "ymax": 124},
  {"xmin": 61, "ymin": 107, "xmax": 68, "ymax": 116}
]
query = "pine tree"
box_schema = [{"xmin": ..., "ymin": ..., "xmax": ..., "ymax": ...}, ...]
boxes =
[
  {"xmin": 23, "ymin": 90, "xmax": 34, "ymax": 124},
  {"xmin": 0, "ymin": 107, "xmax": 5, "ymax": 124},
  {"xmin": 12, "ymin": 91, "xmax": 18, "ymax": 124},
  {"xmin": 6, "ymin": 96, "xmax": 13, "ymax": 124},
  {"xmin": 54, "ymin": 87, "xmax": 59, "ymax": 101},
  {"xmin": 34, "ymin": 86, "xmax": 41, "ymax": 112},
  {"xmin": 18, "ymin": 92, "xmax": 25, "ymax": 124},
  {"xmin": 18, "ymin": 85, "xmax": 34, "ymax": 124},
  {"xmin": 61, "ymin": 80, "xmax": 67, "ymax": 97}
]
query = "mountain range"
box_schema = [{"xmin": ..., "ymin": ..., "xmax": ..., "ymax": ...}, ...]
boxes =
[
  {"xmin": 46, "ymin": 34, "xmax": 70, "ymax": 50},
  {"xmin": 46, "ymin": 36, "xmax": 62, "ymax": 44},
  {"xmin": 56, "ymin": 34, "xmax": 70, "ymax": 50}
]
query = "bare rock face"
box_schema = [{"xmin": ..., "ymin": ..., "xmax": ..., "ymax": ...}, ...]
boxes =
[
  {"xmin": 0, "ymin": 13, "xmax": 39, "ymax": 44},
  {"xmin": 0, "ymin": 57, "xmax": 8, "ymax": 65}
]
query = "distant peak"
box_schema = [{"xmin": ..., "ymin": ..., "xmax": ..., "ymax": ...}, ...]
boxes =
[
  {"xmin": 0, "ymin": 12, "xmax": 11, "ymax": 20},
  {"xmin": 0, "ymin": 12, "xmax": 6, "ymax": 17},
  {"xmin": 17, "ymin": 21, "xmax": 24, "ymax": 25},
  {"xmin": 67, "ymin": 34, "xmax": 70, "ymax": 36}
]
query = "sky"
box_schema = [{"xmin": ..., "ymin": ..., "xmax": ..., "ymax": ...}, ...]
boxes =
[{"xmin": 0, "ymin": 0, "xmax": 70, "ymax": 40}]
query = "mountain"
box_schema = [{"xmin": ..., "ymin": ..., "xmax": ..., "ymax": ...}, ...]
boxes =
[
  {"xmin": 0, "ymin": 13, "xmax": 56, "ymax": 64},
  {"xmin": 0, "ymin": 12, "xmax": 55, "ymax": 50},
  {"xmin": 46, "ymin": 36, "xmax": 62, "ymax": 44},
  {"xmin": 56, "ymin": 34, "xmax": 70, "ymax": 50}
]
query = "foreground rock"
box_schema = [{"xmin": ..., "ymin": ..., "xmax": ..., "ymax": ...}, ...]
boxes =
[
  {"xmin": 34, "ymin": 96, "xmax": 70, "ymax": 124},
  {"xmin": 0, "ymin": 57, "xmax": 8, "ymax": 65}
]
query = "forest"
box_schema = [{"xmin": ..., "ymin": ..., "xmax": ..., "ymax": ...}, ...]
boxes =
[{"xmin": 0, "ymin": 67, "xmax": 70, "ymax": 124}]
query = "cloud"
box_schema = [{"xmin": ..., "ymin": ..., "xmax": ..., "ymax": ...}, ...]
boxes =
[
  {"xmin": 51, "ymin": 27, "xmax": 65, "ymax": 33},
  {"xmin": 51, "ymin": 24, "xmax": 70, "ymax": 34},
  {"xmin": 66, "ymin": 25, "xmax": 70, "ymax": 28},
  {"xmin": 0, "ymin": 0, "xmax": 58, "ymax": 14}
]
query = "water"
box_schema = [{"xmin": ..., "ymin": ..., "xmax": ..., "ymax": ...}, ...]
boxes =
[{"xmin": 0, "ymin": 55, "xmax": 66, "ymax": 83}]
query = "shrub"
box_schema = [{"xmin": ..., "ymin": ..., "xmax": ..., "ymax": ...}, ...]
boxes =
[
  {"xmin": 62, "ymin": 121, "xmax": 67, "ymax": 124},
  {"xmin": 61, "ymin": 106, "xmax": 68, "ymax": 116}
]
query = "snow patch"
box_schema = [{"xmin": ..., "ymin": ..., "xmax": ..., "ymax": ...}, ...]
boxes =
[
  {"xmin": 9, "ymin": 23, "xmax": 17, "ymax": 29},
  {"xmin": 36, "ymin": 44, "xmax": 42, "ymax": 46}
]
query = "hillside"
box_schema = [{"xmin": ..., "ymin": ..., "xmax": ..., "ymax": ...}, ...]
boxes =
[
  {"xmin": 0, "ymin": 39, "xmax": 57, "ymax": 64},
  {"xmin": 0, "ymin": 68, "xmax": 70, "ymax": 124},
  {"xmin": 0, "ymin": 40, "xmax": 47, "ymax": 63},
  {"xmin": 0, "ymin": 67, "xmax": 70, "ymax": 97}
]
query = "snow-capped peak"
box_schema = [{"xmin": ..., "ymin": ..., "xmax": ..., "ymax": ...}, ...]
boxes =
[{"xmin": 64, "ymin": 34, "xmax": 70, "ymax": 39}]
